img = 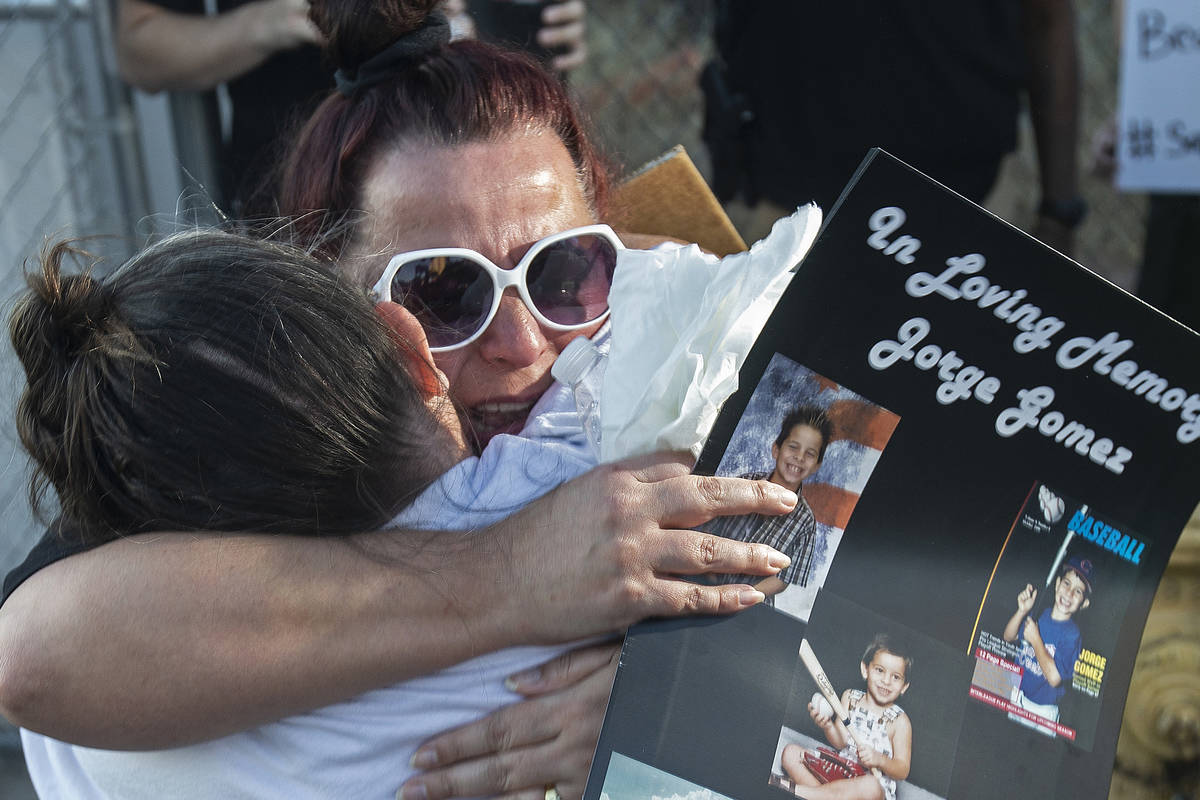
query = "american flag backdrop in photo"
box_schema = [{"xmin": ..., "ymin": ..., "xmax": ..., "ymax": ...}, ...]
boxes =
[{"xmin": 713, "ymin": 353, "xmax": 900, "ymax": 619}]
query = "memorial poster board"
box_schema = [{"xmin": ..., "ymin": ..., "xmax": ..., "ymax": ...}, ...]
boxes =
[{"xmin": 585, "ymin": 151, "xmax": 1200, "ymax": 800}]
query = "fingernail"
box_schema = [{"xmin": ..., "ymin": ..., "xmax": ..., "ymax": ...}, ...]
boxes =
[
  {"xmin": 768, "ymin": 485, "xmax": 798, "ymax": 506},
  {"xmin": 739, "ymin": 589, "xmax": 765, "ymax": 606},
  {"xmin": 399, "ymin": 784, "xmax": 428, "ymax": 800},
  {"xmin": 768, "ymin": 551, "xmax": 791, "ymax": 570},
  {"xmin": 505, "ymin": 666, "xmax": 542, "ymax": 691},
  {"xmin": 409, "ymin": 747, "xmax": 438, "ymax": 769}
]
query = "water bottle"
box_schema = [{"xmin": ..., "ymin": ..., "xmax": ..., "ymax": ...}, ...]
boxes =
[{"xmin": 552, "ymin": 336, "xmax": 606, "ymax": 457}]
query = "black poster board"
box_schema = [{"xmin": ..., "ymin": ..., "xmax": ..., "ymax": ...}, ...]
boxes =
[{"xmin": 584, "ymin": 151, "xmax": 1200, "ymax": 800}]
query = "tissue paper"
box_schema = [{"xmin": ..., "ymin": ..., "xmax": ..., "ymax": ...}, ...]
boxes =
[{"xmin": 600, "ymin": 204, "xmax": 823, "ymax": 462}]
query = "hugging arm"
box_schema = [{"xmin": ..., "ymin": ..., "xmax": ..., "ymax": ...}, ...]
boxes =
[{"xmin": 0, "ymin": 452, "xmax": 794, "ymax": 749}]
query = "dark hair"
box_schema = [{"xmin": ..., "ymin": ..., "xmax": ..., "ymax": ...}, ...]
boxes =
[
  {"xmin": 279, "ymin": 0, "xmax": 611, "ymax": 273},
  {"xmin": 862, "ymin": 634, "xmax": 912, "ymax": 684},
  {"xmin": 10, "ymin": 230, "xmax": 458, "ymax": 543},
  {"xmin": 775, "ymin": 405, "xmax": 833, "ymax": 462}
]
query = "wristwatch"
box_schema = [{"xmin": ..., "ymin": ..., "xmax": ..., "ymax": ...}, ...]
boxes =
[{"xmin": 1038, "ymin": 196, "xmax": 1088, "ymax": 229}]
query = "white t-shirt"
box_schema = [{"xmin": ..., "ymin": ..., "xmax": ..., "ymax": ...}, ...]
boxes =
[{"xmin": 22, "ymin": 373, "xmax": 598, "ymax": 800}]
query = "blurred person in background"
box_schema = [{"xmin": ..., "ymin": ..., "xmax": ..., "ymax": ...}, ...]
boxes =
[
  {"xmin": 115, "ymin": 0, "xmax": 587, "ymax": 212},
  {"xmin": 702, "ymin": 0, "xmax": 1084, "ymax": 255},
  {"xmin": 1136, "ymin": 192, "xmax": 1200, "ymax": 330}
]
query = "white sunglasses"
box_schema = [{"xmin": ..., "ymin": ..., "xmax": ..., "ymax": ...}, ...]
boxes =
[{"xmin": 370, "ymin": 224, "xmax": 623, "ymax": 352}]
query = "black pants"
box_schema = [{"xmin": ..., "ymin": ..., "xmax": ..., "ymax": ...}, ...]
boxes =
[{"xmin": 1138, "ymin": 194, "xmax": 1200, "ymax": 331}]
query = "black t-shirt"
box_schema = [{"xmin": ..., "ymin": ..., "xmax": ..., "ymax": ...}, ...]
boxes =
[
  {"xmin": 710, "ymin": 0, "xmax": 1027, "ymax": 209},
  {"xmin": 151, "ymin": 0, "xmax": 332, "ymax": 208},
  {"xmin": 2, "ymin": 519, "xmax": 95, "ymax": 605}
]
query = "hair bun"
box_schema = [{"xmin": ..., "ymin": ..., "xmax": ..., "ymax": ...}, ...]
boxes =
[
  {"xmin": 9, "ymin": 241, "xmax": 129, "ymax": 526},
  {"xmin": 18, "ymin": 242, "xmax": 116, "ymax": 362},
  {"xmin": 312, "ymin": 0, "xmax": 442, "ymax": 72}
]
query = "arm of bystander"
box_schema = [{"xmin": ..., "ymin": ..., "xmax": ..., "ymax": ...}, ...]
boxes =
[{"xmin": 114, "ymin": 0, "xmax": 322, "ymax": 92}]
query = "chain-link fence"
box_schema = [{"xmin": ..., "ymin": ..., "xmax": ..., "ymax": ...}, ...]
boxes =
[
  {"xmin": 1, "ymin": 0, "xmax": 147, "ymax": 267},
  {"xmin": 571, "ymin": 0, "xmax": 713, "ymax": 178},
  {"xmin": 0, "ymin": 0, "xmax": 149, "ymax": 781},
  {"xmin": 0, "ymin": 0, "xmax": 149, "ymax": 583}
]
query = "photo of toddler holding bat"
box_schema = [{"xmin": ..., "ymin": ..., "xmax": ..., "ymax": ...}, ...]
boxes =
[{"xmin": 780, "ymin": 635, "xmax": 913, "ymax": 800}]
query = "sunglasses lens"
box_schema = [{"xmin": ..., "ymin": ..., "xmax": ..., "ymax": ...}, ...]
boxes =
[
  {"xmin": 390, "ymin": 256, "xmax": 494, "ymax": 348},
  {"xmin": 525, "ymin": 234, "xmax": 617, "ymax": 326}
]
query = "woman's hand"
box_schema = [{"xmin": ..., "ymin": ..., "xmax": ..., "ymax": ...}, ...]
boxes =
[
  {"xmin": 400, "ymin": 643, "xmax": 619, "ymax": 800},
  {"xmin": 495, "ymin": 451, "xmax": 796, "ymax": 645}
]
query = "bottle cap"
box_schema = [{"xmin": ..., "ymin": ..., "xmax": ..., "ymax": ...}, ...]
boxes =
[{"xmin": 551, "ymin": 336, "xmax": 600, "ymax": 385}]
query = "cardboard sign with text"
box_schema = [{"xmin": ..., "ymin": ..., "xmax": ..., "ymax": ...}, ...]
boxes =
[{"xmin": 1116, "ymin": 0, "xmax": 1200, "ymax": 192}]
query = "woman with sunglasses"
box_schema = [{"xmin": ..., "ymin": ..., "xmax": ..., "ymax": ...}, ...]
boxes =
[
  {"xmin": 0, "ymin": 0, "xmax": 796, "ymax": 797},
  {"xmin": 14, "ymin": 229, "xmax": 725, "ymax": 799}
]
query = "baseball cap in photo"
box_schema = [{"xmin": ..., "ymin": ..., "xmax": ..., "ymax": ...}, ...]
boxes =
[{"xmin": 1064, "ymin": 555, "xmax": 1095, "ymax": 594}]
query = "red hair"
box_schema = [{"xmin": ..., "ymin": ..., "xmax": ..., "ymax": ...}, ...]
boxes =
[{"xmin": 279, "ymin": 1, "xmax": 610, "ymax": 260}]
